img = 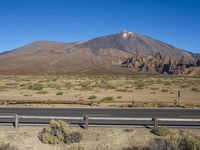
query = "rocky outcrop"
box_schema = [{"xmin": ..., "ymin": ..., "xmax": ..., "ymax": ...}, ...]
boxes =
[
  {"xmin": 196, "ymin": 59, "xmax": 200, "ymax": 67},
  {"xmin": 121, "ymin": 52, "xmax": 198, "ymax": 75}
]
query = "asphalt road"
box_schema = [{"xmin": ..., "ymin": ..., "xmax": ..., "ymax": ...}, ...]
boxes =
[{"xmin": 0, "ymin": 107, "xmax": 200, "ymax": 127}]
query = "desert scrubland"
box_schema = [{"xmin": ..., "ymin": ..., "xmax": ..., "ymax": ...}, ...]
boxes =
[{"xmin": 0, "ymin": 75, "xmax": 199, "ymax": 108}]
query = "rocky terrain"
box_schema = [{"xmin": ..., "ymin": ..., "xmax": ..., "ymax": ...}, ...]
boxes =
[
  {"xmin": 121, "ymin": 52, "xmax": 199, "ymax": 75},
  {"xmin": 0, "ymin": 30, "xmax": 199, "ymax": 75}
]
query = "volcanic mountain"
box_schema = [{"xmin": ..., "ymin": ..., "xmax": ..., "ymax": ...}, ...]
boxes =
[{"xmin": 0, "ymin": 30, "xmax": 196, "ymax": 75}]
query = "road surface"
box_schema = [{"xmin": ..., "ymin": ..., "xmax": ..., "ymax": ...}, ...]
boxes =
[{"xmin": 0, "ymin": 107, "xmax": 199, "ymax": 127}]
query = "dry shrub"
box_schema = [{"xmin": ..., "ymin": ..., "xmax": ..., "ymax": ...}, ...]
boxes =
[
  {"xmin": 64, "ymin": 132, "xmax": 82, "ymax": 144},
  {"xmin": 123, "ymin": 138, "xmax": 172, "ymax": 150},
  {"xmin": 56, "ymin": 91, "xmax": 63, "ymax": 95},
  {"xmin": 167, "ymin": 131, "xmax": 200, "ymax": 150},
  {"xmin": 38, "ymin": 119, "xmax": 82, "ymax": 145},
  {"xmin": 28, "ymin": 83, "xmax": 43, "ymax": 90},
  {"xmin": 0, "ymin": 142, "xmax": 18, "ymax": 150},
  {"xmin": 152, "ymin": 126, "xmax": 170, "ymax": 136},
  {"xmin": 124, "ymin": 131, "xmax": 200, "ymax": 150}
]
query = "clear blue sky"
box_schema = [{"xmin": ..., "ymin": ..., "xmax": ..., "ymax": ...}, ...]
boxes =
[{"xmin": 0, "ymin": 0, "xmax": 200, "ymax": 53}]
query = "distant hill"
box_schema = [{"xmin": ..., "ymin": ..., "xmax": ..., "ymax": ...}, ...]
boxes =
[{"xmin": 0, "ymin": 30, "xmax": 196, "ymax": 75}]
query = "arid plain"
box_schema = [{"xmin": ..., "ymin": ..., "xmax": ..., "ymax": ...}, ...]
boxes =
[{"xmin": 0, "ymin": 75, "xmax": 199, "ymax": 108}]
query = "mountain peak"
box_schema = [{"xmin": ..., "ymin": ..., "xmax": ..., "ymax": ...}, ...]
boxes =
[
  {"xmin": 0, "ymin": 31, "xmax": 197, "ymax": 75},
  {"xmin": 120, "ymin": 30, "xmax": 134, "ymax": 39}
]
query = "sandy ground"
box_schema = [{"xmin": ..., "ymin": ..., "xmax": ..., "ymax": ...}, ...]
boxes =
[
  {"xmin": 0, "ymin": 126, "xmax": 153, "ymax": 150},
  {"xmin": 0, "ymin": 76, "xmax": 200, "ymax": 108},
  {"xmin": 1, "ymin": 126, "xmax": 199, "ymax": 150}
]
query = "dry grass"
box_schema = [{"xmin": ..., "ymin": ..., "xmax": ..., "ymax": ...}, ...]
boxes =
[{"xmin": 0, "ymin": 75, "xmax": 199, "ymax": 108}]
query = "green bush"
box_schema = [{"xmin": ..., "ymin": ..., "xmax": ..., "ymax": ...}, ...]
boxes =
[
  {"xmin": 180, "ymin": 84, "xmax": 190, "ymax": 88},
  {"xmin": 38, "ymin": 79, "xmax": 50, "ymax": 83},
  {"xmin": 28, "ymin": 83, "xmax": 43, "ymax": 90},
  {"xmin": 52, "ymin": 78, "xmax": 58, "ymax": 81},
  {"xmin": 135, "ymin": 86, "xmax": 144, "ymax": 90},
  {"xmin": 56, "ymin": 85, "xmax": 62, "ymax": 90},
  {"xmin": 163, "ymin": 81, "xmax": 171, "ymax": 85},
  {"xmin": 134, "ymin": 81, "xmax": 145, "ymax": 89},
  {"xmin": 82, "ymin": 86, "xmax": 93, "ymax": 91},
  {"xmin": 36, "ymin": 90, "xmax": 49, "ymax": 94},
  {"xmin": 191, "ymin": 87, "xmax": 200, "ymax": 92},
  {"xmin": 153, "ymin": 126, "xmax": 170, "ymax": 136},
  {"xmin": 0, "ymin": 85, "xmax": 6, "ymax": 89},
  {"xmin": 117, "ymin": 96, "xmax": 122, "ymax": 99},
  {"xmin": 101, "ymin": 96, "xmax": 114, "ymax": 101},
  {"xmin": 19, "ymin": 84, "xmax": 26, "ymax": 87},
  {"xmin": 64, "ymin": 82, "xmax": 72, "ymax": 89},
  {"xmin": 150, "ymin": 87, "xmax": 159, "ymax": 90},
  {"xmin": 88, "ymin": 95, "xmax": 96, "ymax": 100},
  {"xmin": 161, "ymin": 89, "xmax": 169, "ymax": 92},
  {"xmin": 56, "ymin": 91, "xmax": 63, "ymax": 95},
  {"xmin": 116, "ymin": 89, "xmax": 128, "ymax": 92},
  {"xmin": 104, "ymin": 84, "xmax": 116, "ymax": 89}
]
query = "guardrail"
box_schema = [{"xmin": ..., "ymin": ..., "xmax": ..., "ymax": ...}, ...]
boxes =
[{"xmin": 0, "ymin": 114, "xmax": 200, "ymax": 129}]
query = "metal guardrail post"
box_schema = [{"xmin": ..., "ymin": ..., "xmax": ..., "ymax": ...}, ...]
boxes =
[
  {"xmin": 15, "ymin": 114, "xmax": 19, "ymax": 129},
  {"xmin": 84, "ymin": 115, "xmax": 89, "ymax": 129},
  {"xmin": 153, "ymin": 116, "xmax": 158, "ymax": 130}
]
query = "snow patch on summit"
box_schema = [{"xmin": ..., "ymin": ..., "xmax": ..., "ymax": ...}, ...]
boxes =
[{"xmin": 121, "ymin": 30, "xmax": 133, "ymax": 39}]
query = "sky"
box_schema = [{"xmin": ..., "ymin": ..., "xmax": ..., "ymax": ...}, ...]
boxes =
[{"xmin": 0, "ymin": 0, "xmax": 200, "ymax": 53}]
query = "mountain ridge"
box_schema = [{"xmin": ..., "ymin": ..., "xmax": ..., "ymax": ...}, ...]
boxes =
[{"xmin": 0, "ymin": 30, "xmax": 199, "ymax": 75}]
